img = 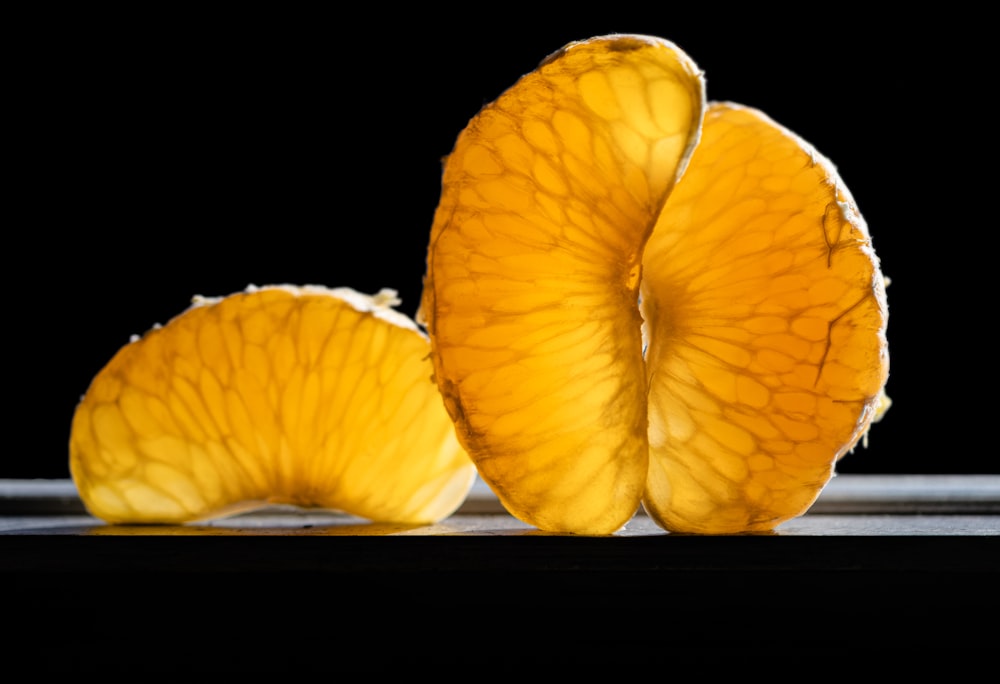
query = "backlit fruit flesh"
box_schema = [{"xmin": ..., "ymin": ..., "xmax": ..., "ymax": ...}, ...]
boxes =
[
  {"xmin": 641, "ymin": 103, "xmax": 889, "ymax": 534},
  {"xmin": 70, "ymin": 285, "xmax": 477, "ymax": 525},
  {"xmin": 418, "ymin": 34, "xmax": 706, "ymax": 534},
  {"xmin": 418, "ymin": 34, "xmax": 889, "ymax": 535}
]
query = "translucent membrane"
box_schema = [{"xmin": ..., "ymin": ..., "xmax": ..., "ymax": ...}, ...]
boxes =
[
  {"xmin": 641, "ymin": 103, "xmax": 889, "ymax": 533},
  {"xmin": 70, "ymin": 285, "xmax": 477, "ymax": 525},
  {"xmin": 419, "ymin": 35, "xmax": 706, "ymax": 534},
  {"xmin": 420, "ymin": 35, "xmax": 888, "ymax": 535}
]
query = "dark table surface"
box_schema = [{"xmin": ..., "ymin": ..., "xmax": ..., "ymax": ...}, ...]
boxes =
[{"xmin": 5, "ymin": 475, "xmax": 998, "ymax": 670}]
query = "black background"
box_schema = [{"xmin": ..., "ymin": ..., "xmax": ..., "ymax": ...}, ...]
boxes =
[{"xmin": 8, "ymin": 7, "xmax": 991, "ymax": 479}]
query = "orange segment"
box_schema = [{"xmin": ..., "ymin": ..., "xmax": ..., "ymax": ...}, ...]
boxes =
[
  {"xmin": 418, "ymin": 35, "xmax": 706, "ymax": 534},
  {"xmin": 70, "ymin": 285, "xmax": 477, "ymax": 525},
  {"xmin": 640, "ymin": 103, "xmax": 889, "ymax": 534}
]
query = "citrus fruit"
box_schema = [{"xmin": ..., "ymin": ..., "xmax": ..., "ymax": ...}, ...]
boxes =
[
  {"xmin": 640, "ymin": 103, "xmax": 890, "ymax": 534},
  {"xmin": 418, "ymin": 34, "xmax": 706, "ymax": 534},
  {"xmin": 418, "ymin": 34, "xmax": 889, "ymax": 534},
  {"xmin": 69, "ymin": 285, "xmax": 477, "ymax": 525}
]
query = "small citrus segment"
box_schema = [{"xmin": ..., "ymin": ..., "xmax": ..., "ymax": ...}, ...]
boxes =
[
  {"xmin": 70, "ymin": 285, "xmax": 477, "ymax": 525},
  {"xmin": 640, "ymin": 103, "xmax": 890, "ymax": 533},
  {"xmin": 418, "ymin": 35, "xmax": 706, "ymax": 534}
]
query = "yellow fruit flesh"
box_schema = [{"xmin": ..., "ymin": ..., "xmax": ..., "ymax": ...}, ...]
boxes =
[
  {"xmin": 641, "ymin": 103, "xmax": 889, "ymax": 533},
  {"xmin": 70, "ymin": 285, "xmax": 477, "ymax": 525},
  {"xmin": 419, "ymin": 35, "xmax": 706, "ymax": 534},
  {"xmin": 420, "ymin": 35, "xmax": 889, "ymax": 535},
  {"xmin": 70, "ymin": 34, "xmax": 891, "ymax": 536}
]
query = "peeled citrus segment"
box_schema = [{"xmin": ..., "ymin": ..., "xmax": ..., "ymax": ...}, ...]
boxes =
[
  {"xmin": 640, "ymin": 103, "xmax": 890, "ymax": 534},
  {"xmin": 70, "ymin": 285, "xmax": 477, "ymax": 525},
  {"xmin": 418, "ymin": 35, "xmax": 706, "ymax": 534}
]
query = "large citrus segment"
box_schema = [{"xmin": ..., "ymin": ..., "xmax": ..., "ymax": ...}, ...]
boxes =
[
  {"xmin": 418, "ymin": 35, "xmax": 706, "ymax": 534},
  {"xmin": 640, "ymin": 103, "xmax": 890, "ymax": 533},
  {"xmin": 70, "ymin": 285, "xmax": 477, "ymax": 525}
]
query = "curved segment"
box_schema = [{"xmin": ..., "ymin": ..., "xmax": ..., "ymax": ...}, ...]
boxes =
[
  {"xmin": 640, "ymin": 103, "xmax": 890, "ymax": 534},
  {"xmin": 70, "ymin": 285, "xmax": 477, "ymax": 525},
  {"xmin": 419, "ymin": 35, "xmax": 706, "ymax": 534}
]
